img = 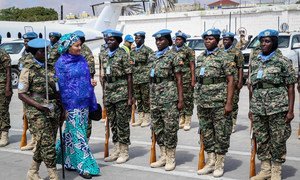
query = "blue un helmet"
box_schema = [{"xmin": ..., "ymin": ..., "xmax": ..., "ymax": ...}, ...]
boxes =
[
  {"xmin": 23, "ymin": 32, "xmax": 38, "ymax": 40},
  {"xmin": 124, "ymin": 34, "xmax": 134, "ymax": 43}
]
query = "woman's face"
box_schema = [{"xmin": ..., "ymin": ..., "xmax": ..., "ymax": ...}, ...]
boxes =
[
  {"xmin": 260, "ymin": 37, "xmax": 273, "ymax": 55},
  {"xmin": 156, "ymin": 37, "xmax": 169, "ymax": 51},
  {"xmin": 69, "ymin": 40, "xmax": 82, "ymax": 55},
  {"xmin": 34, "ymin": 48, "xmax": 46, "ymax": 62},
  {"xmin": 204, "ymin": 36, "xmax": 218, "ymax": 51},
  {"xmin": 107, "ymin": 37, "xmax": 120, "ymax": 51}
]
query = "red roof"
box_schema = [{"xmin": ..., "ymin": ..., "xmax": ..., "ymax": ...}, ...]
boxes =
[{"xmin": 208, "ymin": 0, "xmax": 239, "ymax": 6}]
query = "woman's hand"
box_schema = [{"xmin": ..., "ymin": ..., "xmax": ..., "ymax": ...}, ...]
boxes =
[
  {"xmin": 285, "ymin": 111, "xmax": 294, "ymax": 123},
  {"xmin": 224, "ymin": 102, "xmax": 233, "ymax": 115},
  {"xmin": 37, "ymin": 105, "xmax": 50, "ymax": 114},
  {"xmin": 248, "ymin": 111, "xmax": 253, "ymax": 123},
  {"xmin": 177, "ymin": 100, "xmax": 184, "ymax": 111},
  {"xmin": 91, "ymin": 79, "xmax": 97, "ymax": 87}
]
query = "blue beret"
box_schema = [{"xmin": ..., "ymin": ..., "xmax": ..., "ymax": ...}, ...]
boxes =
[
  {"xmin": 258, "ymin": 29, "xmax": 279, "ymax": 39},
  {"xmin": 49, "ymin": 32, "xmax": 61, "ymax": 38},
  {"xmin": 106, "ymin": 30, "xmax": 123, "ymax": 38},
  {"xmin": 102, "ymin": 29, "xmax": 113, "ymax": 35},
  {"xmin": 73, "ymin": 30, "xmax": 85, "ymax": 38},
  {"xmin": 222, "ymin": 32, "xmax": 235, "ymax": 38},
  {"xmin": 202, "ymin": 29, "xmax": 221, "ymax": 38},
  {"xmin": 152, "ymin": 29, "xmax": 172, "ymax": 38},
  {"xmin": 134, "ymin": 31, "xmax": 146, "ymax": 36},
  {"xmin": 28, "ymin": 38, "xmax": 50, "ymax": 49},
  {"xmin": 124, "ymin": 34, "xmax": 134, "ymax": 43},
  {"xmin": 23, "ymin": 32, "xmax": 38, "ymax": 40},
  {"xmin": 175, "ymin": 31, "xmax": 188, "ymax": 40}
]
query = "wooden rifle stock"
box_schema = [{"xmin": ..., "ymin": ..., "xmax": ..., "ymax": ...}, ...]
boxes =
[
  {"xmin": 249, "ymin": 122, "xmax": 257, "ymax": 178},
  {"xmin": 131, "ymin": 104, "xmax": 135, "ymax": 124},
  {"xmin": 102, "ymin": 108, "xmax": 107, "ymax": 120},
  {"xmin": 150, "ymin": 131, "xmax": 156, "ymax": 164},
  {"xmin": 198, "ymin": 134, "xmax": 205, "ymax": 170},
  {"xmin": 20, "ymin": 114, "xmax": 28, "ymax": 148},
  {"xmin": 104, "ymin": 117, "xmax": 110, "ymax": 158}
]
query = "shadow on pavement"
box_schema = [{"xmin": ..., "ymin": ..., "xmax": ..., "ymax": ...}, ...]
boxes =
[
  {"xmin": 175, "ymin": 150, "xmax": 195, "ymax": 166},
  {"xmin": 282, "ymin": 164, "xmax": 297, "ymax": 179},
  {"xmin": 224, "ymin": 156, "xmax": 242, "ymax": 173},
  {"xmin": 129, "ymin": 146, "xmax": 148, "ymax": 160}
]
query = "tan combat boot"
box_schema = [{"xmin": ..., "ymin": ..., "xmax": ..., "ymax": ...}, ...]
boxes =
[
  {"xmin": 47, "ymin": 167, "xmax": 59, "ymax": 180},
  {"xmin": 132, "ymin": 112, "xmax": 143, "ymax": 127},
  {"xmin": 116, "ymin": 143, "xmax": 129, "ymax": 164},
  {"xmin": 213, "ymin": 154, "xmax": 225, "ymax": 177},
  {"xmin": 150, "ymin": 146, "xmax": 166, "ymax": 168},
  {"xmin": 21, "ymin": 136, "xmax": 36, "ymax": 151},
  {"xmin": 0, "ymin": 131, "xmax": 9, "ymax": 147},
  {"xmin": 104, "ymin": 142, "xmax": 120, "ymax": 162},
  {"xmin": 165, "ymin": 148, "xmax": 176, "ymax": 171},
  {"xmin": 27, "ymin": 160, "xmax": 43, "ymax": 180},
  {"xmin": 183, "ymin": 116, "xmax": 192, "ymax": 131},
  {"xmin": 141, "ymin": 113, "xmax": 151, "ymax": 127},
  {"xmin": 197, "ymin": 152, "xmax": 216, "ymax": 175},
  {"xmin": 251, "ymin": 160, "xmax": 271, "ymax": 180},
  {"xmin": 179, "ymin": 115, "xmax": 185, "ymax": 129},
  {"xmin": 271, "ymin": 162, "xmax": 282, "ymax": 180}
]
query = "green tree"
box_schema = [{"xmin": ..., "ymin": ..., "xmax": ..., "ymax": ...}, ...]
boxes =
[{"xmin": 0, "ymin": 7, "xmax": 58, "ymax": 21}]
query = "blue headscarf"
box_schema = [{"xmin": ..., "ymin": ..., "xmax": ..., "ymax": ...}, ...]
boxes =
[{"xmin": 58, "ymin": 33, "xmax": 80, "ymax": 54}]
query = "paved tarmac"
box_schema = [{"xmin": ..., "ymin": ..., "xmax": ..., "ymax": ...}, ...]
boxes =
[{"xmin": 0, "ymin": 80, "xmax": 299, "ymax": 180}]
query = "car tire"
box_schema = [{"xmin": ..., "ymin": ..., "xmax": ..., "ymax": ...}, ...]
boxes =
[{"xmin": 11, "ymin": 68, "xmax": 20, "ymax": 89}]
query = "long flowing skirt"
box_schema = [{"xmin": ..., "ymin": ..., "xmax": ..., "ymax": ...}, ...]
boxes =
[{"xmin": 56, "ymin": 108, "xmax": 100, "ymax": 175}]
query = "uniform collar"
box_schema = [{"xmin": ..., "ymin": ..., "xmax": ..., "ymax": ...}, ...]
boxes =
[
  {"xmin": 155, "ymin": 47, "xmax": 169, "ymax": 58},
  {"xmin": 33, "ymin": 58, "xmax": 45, "ymax": 68},
  {"xmin": 257, "ymin": 51, "xmax": 276, "ymax": 62},
  {"xmin": 205, "ymin": 47, "xmax": 219, "ymax": 56}
]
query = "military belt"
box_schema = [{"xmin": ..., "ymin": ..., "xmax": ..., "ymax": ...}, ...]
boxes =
[
  {"xmin": 253, "ymin": 82, "xmax": 284, "ymax": 90},
  {"xmin": 196, "ymin": 77, "xmax": 226, "ymax": 85},
  {"xmin": 105, "ymin": 75, "xmax": 126, "ymax": 83},
  {"xmin": 30, "ymin": 92, "xmax": 56, "ymax": 100},
  {"xmin": 150, "ymin": 76, "xmax": 174, "ymax": 84}
]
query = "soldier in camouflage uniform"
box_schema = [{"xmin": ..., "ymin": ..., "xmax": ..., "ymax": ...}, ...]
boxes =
[
  {"xmin": 130, "ymin": 31, "xmax": 154, "ymax": 127},
  {"xmin": 195, "ymin": 29, "xmax": 235, "ymax": 177},
  {"xmin": 249, "ymin": 29, "xmax": 296, "ymax": 180},
  {"xmin": 171, "ymin": 31, "xmax": 195, "ymax": 131},
  {"xmin": 0, "ymin": 49, "xmax": 12, "ymax": 147},
  {"xmin": 48, "ymin": 32, "xmax": 61, "ymax": 66},
  {"xmin": 101, "ymin": 30, "xmax": 133, "ymax": 164},
  {"xmin": 18, "ymin": 39, "xmax": 61, "ymax": 180},
  {"xmin": 148, "ymin": 29, "xmax": 183, "ymax": 171},
  {"xmin": 222, "ymin": 32, "xmax": 244, "ymax": 133}
]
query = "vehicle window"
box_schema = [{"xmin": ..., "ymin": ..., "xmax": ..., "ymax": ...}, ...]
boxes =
[
  {"xmin": 0, "ymin": 43, "xmax": 24, "ymax": 54},
  {"xmin": 292, "ymin": 35, "xmax": 300, "ymax": 47},
  {"xmin": 248, "ymin": 35, "xmax": 290, "ymax": 49},
  {"xmin": 187, "ymin": 39, "xmax": 205, "ymax": 50}
]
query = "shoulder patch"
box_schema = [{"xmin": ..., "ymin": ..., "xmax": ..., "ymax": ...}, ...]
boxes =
[{"xmin": 18, "ymin": 82, "xmax": 24, "ymax": 90}]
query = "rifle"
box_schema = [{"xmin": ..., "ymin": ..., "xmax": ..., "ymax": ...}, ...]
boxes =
[
  {"xmin": 131, "ymin": 103, "xmax": 136, "ymax": 124},
  {"xmin": 19, "ymin": 114, "xmax": 28, "ymax": 148},
  {"xmin": 249, "ymin": 120, "xmax": 257, "ymax": 178},
  {"xmin": 104, "ymin": 116, "xmax": 110, "ymax": 158},
  {"xmin": 102, "ymin": 108, "xmax": 107, "ymax": 120},
  {"xmin": 198, "ymin": 134, "xmax": 205, "ymax": 170},
  {"xmin": 150, "ymin": 131, "xmax": 156, "ymax": 164}
]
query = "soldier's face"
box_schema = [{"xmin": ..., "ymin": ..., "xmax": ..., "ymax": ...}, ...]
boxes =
[
  {"xmin": 204, "ymin": 36, "xmax": 218, "ymax": 51},
  {"xmin": 24, "ymin": 39, "xmax": 30, "ymax": 49},
  {"xmin": 175, "ymin": 37, "xmax": 184, "ymax": 47},
  {"xmin": 156, "ymin": 37, "xmax": 169, "ymax": 51},
  {"xmin": 135, "ymin": 35, "xmax": 144, "ymax": 47},
  {"xmin": 35, "ymin": 48, "xmax": 46, "ymax": 62},
  {"xmin": 260, "ymin": 37, "xmax": 273, "ymax": 55},
  {"xmin": 49, "ymin": 36, "xmax": 58, "ymax": 45},
  {"xmin": 69, "ymin": 40, "xmax": 82, "ymax": 55},
  {"xmin": 223, "ymin": 37, "xmax": 233, "ymax": 49},
  {"xmin": 107, "ymin": 37, "xmax": 120, "ymax": 51}
]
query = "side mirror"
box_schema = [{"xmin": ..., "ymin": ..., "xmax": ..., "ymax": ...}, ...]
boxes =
[{"xmin": 292, "ymin": 43, "xmax": 300, "ymax": 49}]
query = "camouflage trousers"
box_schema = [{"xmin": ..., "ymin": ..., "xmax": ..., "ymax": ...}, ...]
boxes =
[
  {"xmin": 106, "ymin": 100, "xmax": 131, "ymax": 145},
  {"xmin": 198, "ymin": 106, "xmax": 232, "ymax": 154},
  {"xmin": 87, "ymin": 118, "xmax": 92, "ymax": 139},
  {"xmin": 133, "ymin": 83, "xmax": 150, "ymax": 113},
  {"xmin": 0, "ymin": 95, "xmax": 11, "ymax": 132},
  {"xmin": 232, "ymin": 89, "xmax": 240, "ymax": 126},
  {"xmin": 151, "ymin": 101, "xmax": 179, "ymax": 149},
  {"xmin": 26, "ymin": 105, "xmax": 60, "ymax": 168},
  {"xmin": 180, "ymin": 83, "xmax": 194, "ymax": 117},
  {"xmin": 253, "ymin": 112, "xmax": 291, "ymax": 163}
]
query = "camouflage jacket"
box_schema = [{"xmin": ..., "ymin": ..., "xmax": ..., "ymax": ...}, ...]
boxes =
[
  {"xmin": 194, "ymin": 48, "xmax": 236, "ymax": 108},
  {"xmin": 249, "ymin": 50, "xmax": 296, "ymax": 115},
  {"xmin": 148, "ymin": 49, "xmax": 183, "ymax": 103},
  {"xmin": 222, "ymin": 46, "xmax": 244, "ymax": 81},
  {"xmin": 0, "ymin": 49, "xmax": 11, "ymax": 94},
  {"xmin": 171, "ymin": 44, "xmax": 195, "ymax": 83},
  {"xmin": 48, "ymin": 43, "xmax": 60, "ymax": 66},
  {"xmin": 18, "ymin": 52, "xmax": 33, "ymax": 71},
  {"xmin": 130, "ymin": 44, "xmax": 153, "ymax": 84},
  {"xmin": 102, "ymin": 47, "xmax": 131, "ymax": 104},
  {"xmin": 81, "ymin": 43, "xmax": 95, "ymax": 77},
  {"xmin": 99, "ymin": 44, "xmax": 108, "ymax": 75}
]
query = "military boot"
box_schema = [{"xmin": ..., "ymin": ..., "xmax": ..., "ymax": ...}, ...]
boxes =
[
  {"xmin": 213, "ymin": 154, "xmax": 225, "ymax": 177},
  {"xmin": 150, "ymin": 146, "xmax": 166, "ymax": 168},
  {"xmin": 250, "ymin": 160, "xmax": 271, "ymax": 180},
  {"xmin": 47, "ymin": 167, "xmax": 59, "ymax": 180},
  {"xmin": 183, "ymin": 116, "xmax": 192, "ymax": 131},
  {"xmin": 197, "ymin": 152, "xmax": 216, "ymax": 175},
  {"xmin": 27, "ymin": 160, "xmax": 43, "ymax": 180},
  {"xmin": 271, "ymin": 162, "xmax": 282, "ymax": 180},
  {"xmin": 141, "ymin": 113, "xmax": 151, "ymax": 127},
  {"xmin": 132, "ymin": 112, "xmax": 143, "ymax": 127},
  {"xmin": 104, "ymin": 142, "xmax": 120, "ymax": 162},
  {"xmin": 179, "ymin": 115, "xmax": 185, "ymax": 129},
  {"xmin": 0, "ymin": 131, "xmax": 9, "ymax": 147},
  {"xmin": 116, "ymin": 143, "xmax": 129, "ymax": 164},
  {"xmin": 21, "ymin": 136, "xmax": 36, "ymax": 151},
  {"xmin": 165, "ymin": 148, "xmax": 176, "ymax": 171}
]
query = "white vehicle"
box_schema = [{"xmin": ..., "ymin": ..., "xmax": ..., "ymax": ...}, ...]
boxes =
[
  {"xmin": 186, "ymin": 37, "xmax": 205, "ymax": 58},
  {"xmin": 242, "ymin": 31, "xmax": 300, "ymax": 81}
]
